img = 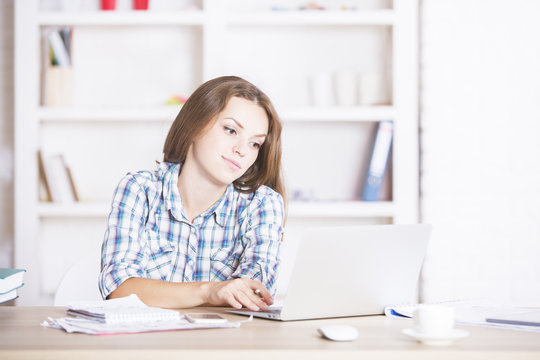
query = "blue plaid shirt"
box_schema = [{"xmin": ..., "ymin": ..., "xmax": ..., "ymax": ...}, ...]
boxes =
[{"xmin": 99, "ymin": 162, "xmax": 284, "ymax": 299}]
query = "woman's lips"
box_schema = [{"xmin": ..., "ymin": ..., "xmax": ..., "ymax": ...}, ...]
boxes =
[{"xmin": 222, "ymin": 156, "xmax": 241, "ymax": 171}]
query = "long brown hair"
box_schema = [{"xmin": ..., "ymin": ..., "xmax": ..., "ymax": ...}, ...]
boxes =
[{"xmin": 163, "ymin": 76, "xmax": 285, "ymax": 200}]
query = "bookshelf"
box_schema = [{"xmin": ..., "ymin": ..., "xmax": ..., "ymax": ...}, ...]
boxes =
[{"xmin": 14, "ymin": 0, "xmax": 419, "ymax": 304}]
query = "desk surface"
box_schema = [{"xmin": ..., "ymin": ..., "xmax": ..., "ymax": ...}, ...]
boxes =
[{"xmin": 1, "ymin": 306, "xmax": 540, "ymax": 360}]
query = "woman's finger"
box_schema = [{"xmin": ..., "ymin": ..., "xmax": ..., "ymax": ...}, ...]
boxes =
[
  {"xmin": 238, "ymin": 279, "xmax": 271, "ymax": 309},
  {"xmin": 235, "ymin": 290, "xmax": 260, "ymax": 311},
  {"xmin": 253, "ymin": 286, "xmax": 273, "ymax": 305},
  {"xmin": 225, "ymin": 292, "xmax": 243, "ymax": 309},
  {"xmin": 251, "ymin": 289, "xmax": 271, "ymax": 309}
]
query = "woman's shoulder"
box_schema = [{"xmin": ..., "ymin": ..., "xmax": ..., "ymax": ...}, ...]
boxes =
[
  {"xmin": 117, "ymin": 162, "xmax": 176, "ymax": 194},
  {"xmin": 235, "ymin": 185, "xmax": 282, "ymax": 202},
  {"xmin": 254, "ymin": 185, "xmax": 283, "ymax": 202},
  {"xmin": 235, "ymin": 185, "xmax": 284, "ymax": 215},
  {"xmin": 236, "ymin": 186, "xmax": 284, "ymax": 226}
]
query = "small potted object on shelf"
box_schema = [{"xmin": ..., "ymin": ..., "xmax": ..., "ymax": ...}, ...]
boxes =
[
  {"xmin": 299, "ymin": 2, "xmax": 326, "ymax": 10},
  {"xmin": 166, "ymin": 95, "xmax": 188, "ymax": 106},
  {"xmin": 133, "ymin": 0, "xmax": 149, "ymax": 10},
  {"xmin": 101, "ymin": 0, "xmax": 116, "ymax": 10}
]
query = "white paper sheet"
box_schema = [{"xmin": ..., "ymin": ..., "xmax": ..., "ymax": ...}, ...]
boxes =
[
  {"xmin": 42, "ymin": 294, "xmax": 252, "ymax": 335},
  {"xmin": 385, "ymin": 299, "xmax": 540, "ymax": 333}
]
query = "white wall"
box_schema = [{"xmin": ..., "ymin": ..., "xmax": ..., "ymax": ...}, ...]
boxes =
[
  {"xmin": 3, "ymin": 0, "xmax": 540, "ymax": 303},
  {"xmin": 420, "ymin": 0, "xmax": 540, "ymax": 304},
  {"xmin": 0, "ymin": 0, "xmax": 14, "ymax": 268}
]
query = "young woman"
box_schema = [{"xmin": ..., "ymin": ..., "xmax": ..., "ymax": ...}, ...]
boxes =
[{"xmin": 99, "ymin": 76, "xmax": 285, "ymax": 311}]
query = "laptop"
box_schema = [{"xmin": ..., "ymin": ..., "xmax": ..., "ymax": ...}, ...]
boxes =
[{"xmin": 227, "ymin": 224, "xmax": 431, "ymax": 321}]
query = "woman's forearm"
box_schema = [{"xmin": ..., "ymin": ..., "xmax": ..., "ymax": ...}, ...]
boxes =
[
  {"xmin": 108, "ymin": 277, "xmax": 210, "ymax": 308},
  {"xmin": 107, "ymin": 277, "xmax": 272, "ymax": 311}
]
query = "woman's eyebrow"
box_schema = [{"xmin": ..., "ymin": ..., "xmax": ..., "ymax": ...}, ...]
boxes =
[
  {"xmin": 225, "ymin": 117, "xmax": 267, "ymax": 138},
  {"xmin": 225, "ymin": 117, "xmax": 244, "ymax": 129}
]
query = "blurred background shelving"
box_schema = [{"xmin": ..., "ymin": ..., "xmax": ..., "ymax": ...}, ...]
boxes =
[{"xmin": 14, "ymin": 0, "xmax": 418, "ymax": 304}]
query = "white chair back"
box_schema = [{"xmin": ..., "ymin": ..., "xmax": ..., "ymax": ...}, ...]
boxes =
[{"xmin": 54, "ymin": 256, "xmax": 102, "ymax": 306}]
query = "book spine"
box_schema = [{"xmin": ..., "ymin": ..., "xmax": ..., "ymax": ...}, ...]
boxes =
[
  {"xmin": 65, "ymin": 165, "xmax": 80, "ymax": 201},
  {"xmin": 47, "ymin": 29, "xmax": 71, "ymax": 67},
  {"xmin": 40, "ymin": 153, "xmax": 78, "ymax": 203},
  {"xmin": 0, "ymin": 268, "xmax": 25, "ymax": 300},
  {"xmin": 0, "ymin": 290, "xmax": 19, "ymax": 304},
  {"xmin": 362, "ymin": 120, "xmax": 393, "ymax": 201},
  {"xmin": 38, "ymin": 150, "xmax": 52, "ymax": 201},
  {"xmin": 55, "ymin": 154, "xmax": 77, "ymax": 203},
  {"xmin": 0, "ymin": 283, "xmax": 24, "ymax": 296}
]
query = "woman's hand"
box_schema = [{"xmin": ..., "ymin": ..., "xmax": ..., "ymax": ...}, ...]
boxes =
[{"xmin": 204, "ymin": 278, "xmax": 273, "ymax": 311}]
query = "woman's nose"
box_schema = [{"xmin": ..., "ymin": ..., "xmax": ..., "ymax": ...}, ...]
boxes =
[{"xmin": 233, "ymin": 141, "xmax": 246, "ymax": 157}]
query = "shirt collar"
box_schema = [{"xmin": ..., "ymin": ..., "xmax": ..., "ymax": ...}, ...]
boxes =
[
  {"xmin": 207, "ymin": 183, "xmax": 234, "ymax": 227},
  {"xmin": 162, "ymin": 162, "xmax": 233, "ymax": 227},
  {"xmin": 161, "ymin": 162, "xmax": 184, "ymax": 222}
]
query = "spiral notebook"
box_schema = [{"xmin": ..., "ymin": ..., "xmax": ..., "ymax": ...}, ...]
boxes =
[
  {"xmin": 66, "ymin": 294, "xmax": 181, "ymax": 324},
  {"xmin": 44, "ymin": 294, "xmax": 250, "ymax": 334}
]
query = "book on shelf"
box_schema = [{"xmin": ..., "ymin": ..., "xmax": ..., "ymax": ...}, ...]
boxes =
[
  {"xmin": 0, "ymin": 268, "xmax": 26, "ymax": 304},
  {"xmin": 42, "ymin": 27, "xmax": 73, "ymax": 106},
  {"xmin": 38, "ymin": 150, "xmax": 52, "ymax": 201},
  {"xmin": 38, "ymin": 150, "xmax": 79, "ymax": 203},
  {"xmin": 362, "ymin": 120, "xmax": 393, "ymax": 201},
  {"xmin": 47, "ymin": 28, "xmax": 71, "ymax": 67}
]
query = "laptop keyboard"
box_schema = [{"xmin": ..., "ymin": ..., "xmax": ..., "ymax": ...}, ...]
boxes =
[{"xmin": 260, "ymin": 307, "xmax": 282, "ymax": 314}]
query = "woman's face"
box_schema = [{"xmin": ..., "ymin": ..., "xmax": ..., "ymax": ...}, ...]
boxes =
[{"xmin": 186, "ymin": 96, "xmax": 269, "ymax": 188}]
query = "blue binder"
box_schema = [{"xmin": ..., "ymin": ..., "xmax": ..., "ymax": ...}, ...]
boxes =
[{"xmin": 362, "ymin": 121, "xmax": 393, "ymax": 201}]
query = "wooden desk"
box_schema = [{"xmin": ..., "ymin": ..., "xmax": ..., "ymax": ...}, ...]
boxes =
[{"xmin": 1, "ymin": 306, "xmax": 539, "ymax": 360}]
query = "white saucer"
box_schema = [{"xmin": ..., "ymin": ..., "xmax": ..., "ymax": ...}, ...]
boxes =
[{"xmin": 402, "ymin": 328, "xmax": 470, "ymax": 346}]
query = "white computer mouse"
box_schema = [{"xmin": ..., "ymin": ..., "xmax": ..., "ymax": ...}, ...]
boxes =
[{"xmin": 317, "ymin": 325, "xmax": 359, "ymax": 341}]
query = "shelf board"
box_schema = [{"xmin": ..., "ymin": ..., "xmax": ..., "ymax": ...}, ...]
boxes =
[
  {"xmin": 38, "ymin": 106, "xmax": 180, "ymax": 122},
  {"xmin": 288, "ymin": 201, "xmax": 395, "ymax": 218},
  {"xmin": 227, "ymin": 10, "xmax": 395, "ymax": 26},
  {"xmin": 37, "ymin": 11, "xmax": 205, "ymax": 26},
  {"xmin": 38, "ymin": 105, "xmax": 394, "ymax": 123},
  {"xmin": 281, "ymin": 106, "xmax": 394, "ymax": 122},
  {"xmin": 37, "ymin": 10, "xmax": 393, "ymax": 27},
  {"xmin": 38, "ymin": 202, "xmax": 110, "ymax": 218},
  {"xmin": 38, "ymin": 201, "xmax": 394, "ymax": 219}
]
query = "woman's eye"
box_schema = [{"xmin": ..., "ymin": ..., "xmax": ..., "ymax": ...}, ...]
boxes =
[
  {"xmin": 224, "ymin": 126, "xmax": 236, "ymax": 135},
  {"xmin": 251, "ymin": 142, "xmax": 261, "ymax": 149}
]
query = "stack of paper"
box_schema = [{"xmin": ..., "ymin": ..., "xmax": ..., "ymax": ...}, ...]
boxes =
[
  {"xmin": 385, "ymin": 300, "xmax": 540, "ymax": 333},
  {"xmin": 42, "ymin": 294, "xmax": 250, "ymax": 335}
]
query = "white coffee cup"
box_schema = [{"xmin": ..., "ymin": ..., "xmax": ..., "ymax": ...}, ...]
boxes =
[
  {"xmin": 60, "ymin": 0, "xmax": 84, "ymax": 11},
  {"xmin": 413, "ymin": 305, "xmax": 454, "ymax": 336},
  {"xmin": 334, "ymin": 71, "xmax": 357, "ymax": 106},
  {"xmin": 310, "ymin": 72, "xmax": 334, "ymax": 107},
  {"xmin": 357, "ymin": 72, "xmax": 387, "ymax": 105}
]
